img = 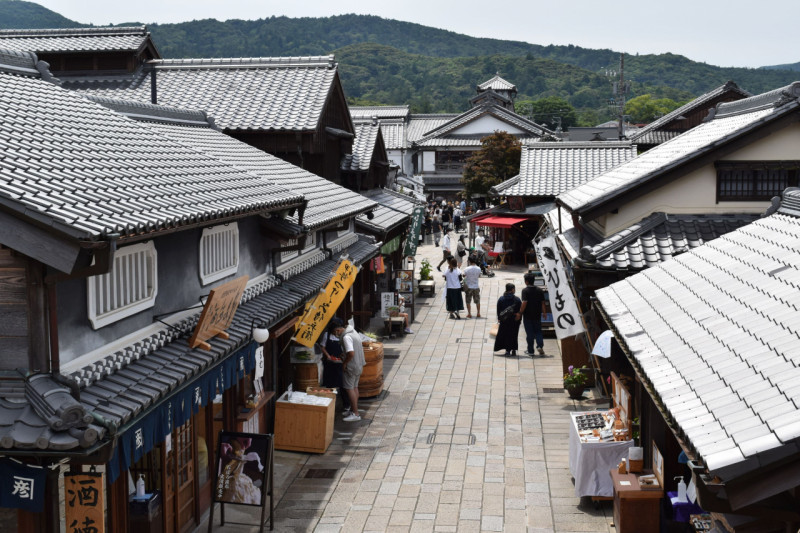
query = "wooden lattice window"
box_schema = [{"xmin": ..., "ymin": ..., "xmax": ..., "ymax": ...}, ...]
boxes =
[{"xmin": 716, "ymin": 161, "xmax": 800, "ymax": 201}]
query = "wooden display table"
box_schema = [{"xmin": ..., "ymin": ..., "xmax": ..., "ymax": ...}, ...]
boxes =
[
  {"xmin": 610, "ymin": 469, "xmax": 663, "ymax": 533},
  {"xmin": 274, "ymin": 392, "xmax": 334, "ymax": 453}
]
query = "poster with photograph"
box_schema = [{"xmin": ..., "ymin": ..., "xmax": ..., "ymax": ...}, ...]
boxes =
[{"xmin": 214, "ymin": 432, "xmax": 271, "ymax": 507}]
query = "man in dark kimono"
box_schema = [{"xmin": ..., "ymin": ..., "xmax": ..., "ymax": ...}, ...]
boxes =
[{"xmin": 494, "ymin": 283, "xmax": 522, "ymax": 356}]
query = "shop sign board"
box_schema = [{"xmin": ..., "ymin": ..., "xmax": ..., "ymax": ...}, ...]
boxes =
[
  {"xmin": 380, "ymin": 292, "xmax": 396, "ymax": 318},
  {"xmin": 294, "ymin": 259, "xmax": 358, "ymax": 347},
  {"xmin": 0, "ymin": 458, "xmax": 47, "ymax": 512},
  {"xmin": 65, "ymin": 471, "xmax": 105, "ymax": 533},
  {"xmin": 403, "ymin": 206, "xmax": 426, "ymax": 257},
  {"xmin": 535, "ymin": 236, "xmax": 585, "ymax": 339},
  {"xmin": 189, "ymin": 275, "xmax": 249, "ymax": 350}
]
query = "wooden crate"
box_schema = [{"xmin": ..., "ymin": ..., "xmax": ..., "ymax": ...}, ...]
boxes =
[
  {"xmin": 306, "ymin": 386, "xmax": 338, "ymax": 402},
  {"xmin": 274, "ymin": 392, "xmax": 334, "ymax": 453}
]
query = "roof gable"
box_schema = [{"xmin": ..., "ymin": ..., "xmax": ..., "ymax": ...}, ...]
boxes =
[
  {"xmin": 342, "ymin": 122, "xmax": 384, "ymax": 172},
  {"xmin": 477, "ymin": 75, "xmax": 516, "ymax": 93},
  {"xmin": 558, "ymin": 82, "xmax": 800, "ymax": 218},
  {"xmin": 414, "ymin": 104, "xmax": 551, "ymax": 146}
]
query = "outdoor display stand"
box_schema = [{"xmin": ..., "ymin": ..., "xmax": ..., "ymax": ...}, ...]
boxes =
[
  {"xmin": 274, "ymin": 391, "xmax": 334, "ymax": 453},
  {"xmin": 207, "ymin": 431, "xmax": 274, "ymax": 532},
  {"xmin": 568, "ymin": 373, "xmax": 635, "ymax": 498},
  {"xmin": 609, "ymin": 441, "xmax": 665, "ymax": 533}
]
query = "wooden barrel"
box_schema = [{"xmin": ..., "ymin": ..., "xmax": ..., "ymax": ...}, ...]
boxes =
[
  {"xmin": 359, "ymin": 342, "xmax": 384, "ymax": 398},
  {"xmin": 293, "ymin": 362, "xmax": 319, "ymax": 392}
]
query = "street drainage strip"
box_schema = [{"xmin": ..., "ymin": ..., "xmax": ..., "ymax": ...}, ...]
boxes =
[
  {"xmin": 455, "ymin": 338, "xmax": 489, "ymax": 343},
  {"xmin": 423, "ymin": 433, "xmax": 477, "ymax": 446}
]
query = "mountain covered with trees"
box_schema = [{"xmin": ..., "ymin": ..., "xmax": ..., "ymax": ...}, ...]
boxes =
[{"xmin": 2, "ymin": 1, "xmax": 798, "ymax": 121}]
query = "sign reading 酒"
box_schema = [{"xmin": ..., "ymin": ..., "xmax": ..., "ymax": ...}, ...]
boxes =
[
  {"xmin": 535, "ymin": 236, "xmax": 585, "ymax": 339},
  {"xmin": 403, "ymin": 206, "xmax": 426, "ymax": 257},
  {"xmin": 189, "ymin": 275, "xmax": 249, "ymax": 350},
  {"xmin": 65, "ymin": 472, "xmax": 105, "ymax": 533},
  {"xmin": 294, "ymin": 259, "xmax": 358, "ymax": 347}
]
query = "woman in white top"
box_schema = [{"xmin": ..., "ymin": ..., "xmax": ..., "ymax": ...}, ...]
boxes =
[{"xmin": 442, "ymin": 257, "xmax": 464, "ymax": 319}]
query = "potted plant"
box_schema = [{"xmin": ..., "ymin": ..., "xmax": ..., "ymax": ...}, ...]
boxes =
[
  {"xmin": 419, "ymin": 259, "xmax": 433, "ymax": 281},
  {"xmin": 564, "ymin": 365, "xmax": 589, "ymax": 399}
]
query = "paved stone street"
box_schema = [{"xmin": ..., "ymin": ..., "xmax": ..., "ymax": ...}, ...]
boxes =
[{"xmin": 200, "ymin": 238, "xmax": 615, "ymax": 533}]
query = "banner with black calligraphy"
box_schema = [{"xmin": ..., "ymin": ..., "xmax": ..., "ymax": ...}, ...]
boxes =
[
  {"xmin": 65, "ymin": 472, "xmax": 105, "ymax": 533},
  {"xmin": 293, "ymin": 259, "xmax": 358, "ymax": 347},
  {"xmin": 535, "ymin": 236, "xmax": 585, "ymax": 339}
]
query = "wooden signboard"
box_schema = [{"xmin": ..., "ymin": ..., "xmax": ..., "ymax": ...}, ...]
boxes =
[
  {"xmin": 189, "ymin": 275, "xmax": 249, "ymax": 350},
  {"xmin": 611, "ymin": 372, "xmax": 632, "ymax": 425},
  {"xmin": 294, "ymin": 259, "xmax": 358, "ymax": 347},
  {"xmin": 65, "ymin": 471, "xmax": 104, "ymax": 533},
  {"xmin": 508, "ymin": 196, "xmax": 525, "ymax": 211}
]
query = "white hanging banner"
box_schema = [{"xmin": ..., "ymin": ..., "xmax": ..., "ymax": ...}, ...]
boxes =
[
  {"xmin": 535, "ymin": 236, "xmax": 585, "ymax": 339},
  {"xmin": 254, "ymin": 346, "xmax": 265, "ymax": 379}
]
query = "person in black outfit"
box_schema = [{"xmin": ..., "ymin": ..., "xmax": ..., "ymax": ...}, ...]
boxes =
[
  {"xmin": 317, "ymin": 320, "xmax": 350, "ymax": 412},
  {"xmin": 493, "ymin": 283, "xmax": 522, "ymax": 356},
  {"xmin": 520, "ymin": 273, "xmax": 546, "ymax": 356}
]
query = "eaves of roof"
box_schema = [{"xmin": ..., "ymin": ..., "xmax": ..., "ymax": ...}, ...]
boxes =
[{"xmin": 560, "ymin": 97, "xmax": 800, "ymax": 221}]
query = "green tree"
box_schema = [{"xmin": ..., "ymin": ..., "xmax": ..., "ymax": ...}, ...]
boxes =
[
  {"xmin": 516, "ymin": 96, "xmax": 577, "ymax": 130},
  {"xmin": 625, "ymin": 94, "xmax": 685, "ymax": 123},
  {"xmin": 462, "ymin": 132, "xmax": 522, "ymax": 199}
]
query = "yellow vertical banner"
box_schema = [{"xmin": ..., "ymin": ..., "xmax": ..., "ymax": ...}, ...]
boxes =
[
  {"xmin": 65, "ymin": 472, "xmax": 105, "ymax": 533},
  {"xmin": 294, "ymin": 259, "xmax": 358, "ymax": 347}
]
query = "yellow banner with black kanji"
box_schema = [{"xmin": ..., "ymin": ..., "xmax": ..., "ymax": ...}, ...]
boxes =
[{"xmin": 293, "ymin": 259, "xmax": 358, "ymax": 347}]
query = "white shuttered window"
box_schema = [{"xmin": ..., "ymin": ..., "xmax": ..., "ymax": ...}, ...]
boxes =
[
  {"xmin": 199, "ymin": 224, "xmax": 240, "ymax": 285},
  {"xmin": 87, "ymin": 241, "xmax": 158, "ymax": 329}
]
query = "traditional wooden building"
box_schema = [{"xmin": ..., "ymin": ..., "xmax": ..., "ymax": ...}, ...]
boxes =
[
  {"xmin": 0, "ymin": 50, "xmax": 378, "ymax": 533},
  {"xmin": 594, "ymin": 188, "xmax": 800, "ymax": 532}
]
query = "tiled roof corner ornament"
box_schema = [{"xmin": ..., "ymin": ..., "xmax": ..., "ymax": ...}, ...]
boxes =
[
  {"xmin": 35, "ymin": 60, "xmax": 59, "ymax": 85},
  {"xmin": 204, "ymin": 113, "xmax": 221, "ymax": 132},
  {"xmin": 25, "ymin": 373, "xmax": 93, "ymax": 431},
  {"xmin": 578, "ymin": 246, "xmax": 597, "ymax": 263},
  {"xmin": 764, "ymin": 194, "xmax": 785, "ymax": 217},
  {"xmin": 773, "ymin": 81, "xmax": 800, "ymax": 108},
  {"xmin": 701, "ymin": 107, "xmax": 717, "ymax": 123}
]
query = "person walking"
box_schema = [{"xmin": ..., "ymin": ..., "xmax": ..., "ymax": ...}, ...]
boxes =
[
  {"xmin": 333, "ymin": 319, "xmax": 366, "ymax": 422},
  {"xmin": 453, "ymin": 205, "xmax": 463, "ymax": 232},
  {"xmin": 443, "ymin": 257, "xmax": 464, "ymax": 319},
  {"xmin": 520, "ymin": 273, "xmax": 546, "ymax": 356},
  {"xmin": 455, "ymin": 234, "xmax": 467, "ymax": 268},
  {"xmin": 317, "ymin": 322, "xmax": 350, "ymax": 413},
  {"xmin": 441, "ymin": 207, "xmax": 452, "ymax": 233},
  {"xmin": 432, "ymin": 212, "xmax": 442, "ymax": 246},
  {"xmin": 462, "ymin": 256, "xmax": 482, "ymax": 318},
  {"xmin": 437, "ymin": 230, "xmax": 452, "ymax": 271},
  {"xmin": 494, "ymin": 283, "xmax": 522, "ymax": 356}
]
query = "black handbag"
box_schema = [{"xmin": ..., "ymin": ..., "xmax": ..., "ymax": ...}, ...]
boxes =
[{"xmin": 498, "ymin": 304, "xmax": 515, "ymax": 322}]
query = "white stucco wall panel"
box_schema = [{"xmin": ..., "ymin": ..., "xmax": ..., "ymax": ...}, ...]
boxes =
[{"xmin": 454, "ymin": 115, "xmax": 525, "ymax": 135}]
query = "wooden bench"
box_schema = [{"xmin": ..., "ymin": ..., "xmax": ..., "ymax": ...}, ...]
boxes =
[
  {"xmin": 418, "ymin": 280, "xmax": 435, "ymax": 296},
  {"xmin": 384, "ymin": 316, "xmax": 406, "ymax": 336}
]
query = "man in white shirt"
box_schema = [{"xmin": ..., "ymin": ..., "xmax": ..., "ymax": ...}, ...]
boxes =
[
  {"xmin": 333, "ymin": 320, "xmax": 366, "ymax": 422},
  {"xmin": 437, "ymin": 231, "xmax": 452, "ymax": 271},
  {"xmin": 462, "ymin": 256, "xmax": 483, "ymax": 318}
]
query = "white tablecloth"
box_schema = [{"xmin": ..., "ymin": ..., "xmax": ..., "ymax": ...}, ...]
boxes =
[{"xmin": 568, "ymin": 411, "xmax": 634, "ymax": 497}]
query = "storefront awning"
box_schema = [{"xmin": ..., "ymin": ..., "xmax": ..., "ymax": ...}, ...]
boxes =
[{"xmin": 471, "ymin": 215, "xmax": 529, "ymax": 228}]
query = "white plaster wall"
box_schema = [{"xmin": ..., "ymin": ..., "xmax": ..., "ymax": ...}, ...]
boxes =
[
  {"xmin": 422, "ymin": 150, "xmax": 436, "ymax": 172},
  {"xmin": 601, "ymin": 123, "xmax": 800, "ymax": 236},
  {"xmin": 455, "ymin": 115, "xmax": 525, "ymax": 135}
]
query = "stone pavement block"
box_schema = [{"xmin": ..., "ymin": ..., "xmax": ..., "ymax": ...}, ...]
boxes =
[{"xmin": 481, "ymin": 515, "xmax": 504, "ymax": 532}]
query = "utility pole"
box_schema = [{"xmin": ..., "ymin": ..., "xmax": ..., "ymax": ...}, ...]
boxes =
[{"xmin": 606, "ymin": 53, "xmax": 630, "ymax": 140}]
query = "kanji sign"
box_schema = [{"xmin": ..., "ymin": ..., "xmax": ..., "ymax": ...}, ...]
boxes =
[
  {"xmin": 535, "ymin": 236, "xmax": 585, "ymax": 339},
  {"xmin": 293, "ymin": 259, "xmax": 358, "ymax": 347},
  {"xmin": 189, "ymin": 275, "xmax": 249, "ymax": 350},
  {"xmin": 0, "ymin": 458, "xmax": 46, "ymax": 512},
  {"xmin": 65, "ymin": 472, "xmax": 105, "ymax": 533},
  {"xmin": 403, "ymin": 206, "xmax": 425, "ymax": 257}
]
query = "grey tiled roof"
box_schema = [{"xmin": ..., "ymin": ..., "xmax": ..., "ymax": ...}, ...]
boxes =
[
  {"xmin": 377, "ymin": 121, "xmax": 406, "ymax": 150},
  {"xmin": 629, "ymin": 81, "xmax": 751, "ymax": 144},
  {"xmin": 595, "ymin": 188, "xmax": 800, "ymax": 481},
  {"xmin": 492, "ymin": 142, "xmax": 637, "ymax": 197},
  {"xmin": 0, "ymin": 52, "xmax": 303, "ymax": 241},
  {"xmin": 477, "ymin": 75, "xmax": 516, "ymax": 92},
  {"xmin": 112, "ymin": 105, "xmax": 376, "ymax": 230},
  {"xmin": 414, "ymin": 104, "xmax": 551, "ymax": 147},
  {"xmin": 343, "ymin": 123, "xmax": 382, "ymax": 172},
  {"xmin": 356, "ymin": 187, "xmax": 418, "ymax": 233},
  {"xmin": 406, "ymin": 114, "xmax": 458, "ymax": 143},
  {"xmin": 67, "ymin": 56, "xmax": 340, "ymax": 131},
  {"xmin": 576, "ymin": 212, "xmax": 759, "ymax": 270},
  {"xmin": 0, "ymin": 27, "xmax": 153, "ymax": 54},
  {"xmin": 350, "ymin": 105, "xmax": 409, "ymax": 120},
  {"xmin": 558, "ymin": 83, "xmax": 800, "ymax": 216}
]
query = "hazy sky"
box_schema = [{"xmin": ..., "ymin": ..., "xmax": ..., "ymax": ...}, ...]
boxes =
[{"xmin": 33, "ymin": 0, "xmax": 799, "ymax": 68}]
